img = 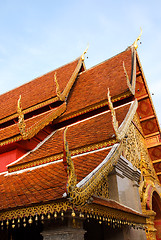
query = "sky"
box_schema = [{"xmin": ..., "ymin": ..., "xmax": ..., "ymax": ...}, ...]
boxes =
[{"xmin": 0, "ymin": 0, "xmax": 161, "ymax": 125}]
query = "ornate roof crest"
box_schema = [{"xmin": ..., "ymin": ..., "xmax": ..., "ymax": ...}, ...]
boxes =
[{"xmin": 132, "ymin": 28, "xmax": 142, "ymax": 50}]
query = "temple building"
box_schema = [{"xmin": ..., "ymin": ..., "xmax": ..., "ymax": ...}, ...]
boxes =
[{"xmin": 0, "ymin": 35, "xmax": 161, "ymax": 240}]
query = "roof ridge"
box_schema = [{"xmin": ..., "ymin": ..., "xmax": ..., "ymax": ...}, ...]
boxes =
[
  {"xmin": 0, "ymin": 56, "xmax": 81, "ymax": 97},
  {"xmin": 79, "ymin": 48, "xmax": 130, "ymax": 75}
]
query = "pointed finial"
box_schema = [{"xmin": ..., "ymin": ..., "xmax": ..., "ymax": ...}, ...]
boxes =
[
  {"xmin": 133, "ymin": 28, "xmax": 142, "ymax": 50},
  {"xmin": 81, "ymin": 44, "xmax": 89, "ymax": 61}
]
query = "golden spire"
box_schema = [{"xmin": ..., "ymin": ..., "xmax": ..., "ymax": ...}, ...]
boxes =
[
  {"xmin": 133, "ymin": 28, "xmax": 142, "ymax": 50},
  {"xmin": 54, "ymin": 72, "xmax": 63, "ymax": 101},
  {"xmin": 81, "ymin": 44, "xmax": 89, "ymax": 61}
]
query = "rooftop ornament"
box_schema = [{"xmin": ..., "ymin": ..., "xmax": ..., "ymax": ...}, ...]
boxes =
[
  {"xmin": 81, "ymin": 44, "xmax": 89, "ymax": 61},
  {"xmin": 132, "ymin": 28, "xmax": 142, "ymax": 50}
]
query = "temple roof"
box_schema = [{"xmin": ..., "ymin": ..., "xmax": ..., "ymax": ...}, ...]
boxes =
[
  {"xmin": 0, "ymin": 58, "xmax": 80, "ymax": 123},
  {"xmin": 0, "ymin": 45, "xmax": 160, "ymax": 221},
  {"xmin": 8, "ymin": 101, "xmax": 132, "ymax": 172},
  {"xmin": 0, "ymin": 148, "xmax": 111, "ymax": 211}
]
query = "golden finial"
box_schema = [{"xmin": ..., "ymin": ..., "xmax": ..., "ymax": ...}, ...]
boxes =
[
  {"xmin": 81, "ymin": 44, "xmax": 89, "ymax": 61},
  {"xmin": 133, "ymin": 28, "xmax": 142, "ymax": 50},
  {"xmin": 54, "ymin": 72, "xmax": 63, "ymax": 101}
]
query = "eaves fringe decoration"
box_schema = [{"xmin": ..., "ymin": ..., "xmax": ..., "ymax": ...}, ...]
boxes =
[{"xmin": 63, "ymin": 127, "xmax": 123, "ymax": 207}]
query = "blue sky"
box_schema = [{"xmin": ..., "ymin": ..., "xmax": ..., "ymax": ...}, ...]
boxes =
[{"xmin": 0, "ymin": 0, "xmax": 161, "ymax": 124}]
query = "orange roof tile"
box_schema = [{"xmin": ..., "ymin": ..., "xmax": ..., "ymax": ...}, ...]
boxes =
[
  {"xmin": 9, "ymin": 102, "xmax": 131, "ymax": 170},
  {"xmin": 0, "ymin": 58, "xmax": 79, "ymax": 121},
  {"xmin": 0, "ymin": 104, "xmax": 64, "ymax": 143},
  {"xmin": 64, "ymin": 48, "xmax": 132, "ymax": 116},
  {"xmin": 0, "ymin": 148, "xmax": 110, "ymax": 211},
  {"xmin": 92, "ymin": 196, "xmax": 146, "ymax": 218}
]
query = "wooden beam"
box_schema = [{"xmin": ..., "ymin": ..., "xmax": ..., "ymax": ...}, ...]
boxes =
[
  {"xmin": 147, "ymin": 142, "xmax": 161, "ymax": 149},
  {"xmin": 136, "ymin": 71, "xmax": 141, "ymax": 77},
  {"xmin": 152, "ymin": 159, "xmax": 161, "ymax": 164},
  {"xmin": 140, "ymin": 115, "xmax": 155, "ymax": 122},
  {"xmin": 137, "ymin": 94, "xmax": 149, "ymax": 101},
  {"xmin": 145, "ymin": 132, "xmax": 160, "ymax": 139}
]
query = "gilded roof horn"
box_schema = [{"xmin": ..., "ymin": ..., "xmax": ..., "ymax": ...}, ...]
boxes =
[
  {"xmin": 133, "ymin": 28, "xmax": 142, "ymax": 50},
  {"xmin": 81, "ymin": 44, "xmax": 89, "ymax": 61}
]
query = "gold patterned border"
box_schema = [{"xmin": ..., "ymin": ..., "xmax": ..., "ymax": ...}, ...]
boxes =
[
  {"xmin": 80, "ymin": 202, "xmax": 146, "ymax": 224},
  {"xmin": 0, "ymin": 135, "xmax": 22, "ymax": 147},
  {"xmin": 0, "ymin": 90, "xmax": 131, "ymax": 147},
  {"xmin": 0, "ymin": 96, "xmax": 59, "ymax": 125},
  {"xmin": 0, "ymin": 198, "xmax": 146, "ymax": 226},
  {"xmin": 56, "ymin": 91, "xmax": 132, "ymax": 124},
  {"xmin": 8, "ymin": 139, "xmax": 116, "ymax": 173}
]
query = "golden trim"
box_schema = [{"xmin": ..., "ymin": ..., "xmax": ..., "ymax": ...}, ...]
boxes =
[
  {"xmin": 54, "ymin": 72, "xmax": 64, "ymax": 101},
  {"xmin": 0, "ymin": 199, "xmax": 71, "ymax": 221},
  {"xmin": 8, "ymin": 139, "xmax": 116, "ymax": 173},
  {"xmin": 79, "ymin": 202, "xmax": 146, "ymax": 224},
  {"xmin": 132, "ymin": 28, "xmax": 142, "ymax": 50},
  {"xmin": 107, "ymin": 88, "xmax": 120, "ymax": 141},
  {"xmin": 17, "ymin": 100, "xmax": 67, "ymax": 140},
  {"xmin": 81, "ymin": 45, "xmax": 89, "ymax": 61},
  {"xmin": 60, "ymin": 58, "xmax": 83, "ymax": 101},
  {"xmin": 0, "ymin": 96, "xmax": 59, "ymax": 125},
  {"xmin": 56, "ymin": 91, "xmax": 132, "ymax": 124},
  {"xmin": 0, "ymin": 198, "xmax": 146, "ymax": 225},
  {"xmin": 0, "ymin": 135, "xmax": 22, "ymax": 147},
  {"xmin": 123, "ymin": 61, "xmax": 135, "ymax": 95}
]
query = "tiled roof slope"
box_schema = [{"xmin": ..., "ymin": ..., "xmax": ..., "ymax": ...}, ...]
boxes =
[
  {"xmin": 64, "ymin": 48, "xmax": 132, "ymax": 117},
  {"xmin": 0, "ymin": 149, "xmax": 110, "ymax": 211},
  {"xmin": 8, "ymin": 102, "xmax": 131, "ymax": 171},
  {"xmin": 0, "ymin": 104, "xmax": 65, "ymax": 144},
  {"xmin": 0, "ymin": 58, "xmax": 79, "ymax": 121}
]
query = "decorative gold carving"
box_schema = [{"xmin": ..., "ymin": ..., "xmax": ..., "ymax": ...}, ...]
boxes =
[
  {"xmin": 123, "ymin": 61, "xmax": 135, "ymax": 95},
  {"xmin": 64, "ymin": 137, "xmax": 123, "ymax": 206},
  {"xmin": 17, "ymin": 96, "xmax": 67, "ymax": 140},
  {"xmin": 107, "ymin": 90, "xmax": 138, "ymax": 142},
  {"xmin": 107, "ymin": 88, "xmax": 120, "ymax": 141},
  {"xmin": 8, "ymin": 139, "xmax": 116, "ymax": 173},
  {"xmin": 60, "ymin": 54, "xmax": 85, "ymax": 101},
  {"xmin": 78, "ymin": 202, "xmax": 146, "ymax": 225},
  {"xmin": 63, "ymin": 127, "xmax": 77, "ymax": 192},
  {"xmin": 142, "ymin": 210, "xmax": 157, "ymax": 240},
  {"xmin": 81, "ymin": 45, "xmax": 89, "ymax": 61},
  {"xmin": 17, "ymin": 95, "xmax": 26, "ymax": 138},
  {"xmin": 0, "ymin": 135, "xmax": 22, "ymax": 147},
  {"xmin": 0, "ymin": 198, "xmax": 146, "ymax": 226},
  {"xmin": 95, "ymin": 176, "xmax": 109, "ymax": 199},
  {"xmin": 54, "ymin": 72, "xmax": 63, "ymax": 101},
  {"xmin": 123, "ymin": 114, "xmax": 159, "ymax": 183},
  {"xmin": 61, "ymin": 99, "xmax": 140, "ymax": 206},
  {"xmin": 133, "ymin": 27, "xmax": 142, "ymax": 50},
  {"xmin": 0, "ymin": 199, "xmax": 71, "ymax": 221}
]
